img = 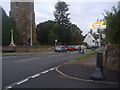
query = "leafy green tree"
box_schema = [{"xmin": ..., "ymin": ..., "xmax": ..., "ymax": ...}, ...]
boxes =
[
  {"xmin": 1, "ymin": 7, "xmax": 20, "ymax": 45},
  {"xmin": 53, "ymin": 1, "xmax": 71, "ymax": 44},
  {"xmin": 52, "ymin": 24, "xmax": 63, "ymax": 44},
  {"xmin": 70, "ymin": 24, "xmax": 83, "ymax": 44},
  {"xmin": 36, "ymin": 20, "xmax": 55, "ymax": 44},
  {"xmin": 48, "ymin": 31, "xmax": 58, "ymax": 45},
  {"xmin": 54, "ymin": 1, "xmax": 70, "ymax": 27},
  {"xmin": 53, "ymin": 1, "xmax": 83, "ymax": 45},
  {"xmin": 36, "ymin": 1, "xmax": 83, "ymax": 45},
  {"xmin": 104, "ymin": 6, "xmax": 120, "ymax": 44}
]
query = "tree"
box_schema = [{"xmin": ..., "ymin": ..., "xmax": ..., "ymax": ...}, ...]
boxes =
[
  {"xmin": 104, "ymin": 6, "xmax": 120, "ymax": 44},
  {"xmin": 48, "ymin": 31, "xmax": 58, "ymax": 45},
  {"xmin": 54, "ymin": 1, "xmax": 70, "ymax": 27},
  {"xmin": 53, "ymin": 1, "xmax": 71, "ymax": 44},
  {"xmin": 36, "ymin": 20, "xmax": 55, "ymax": 44},
  {"xmin": 1, "ymin": 7, "xmax": 20, "ymax": 45},
  {"xmin": 36, "ymin": 1, "xmax": 84, "ymax": 45},
  {"xmin": 69, "ymin": 24, "xmax": 83, "ymax": 44}
]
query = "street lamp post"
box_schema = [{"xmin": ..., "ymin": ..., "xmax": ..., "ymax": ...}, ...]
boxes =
[
  {"xmin": 98, "ymin": 28, "xmax": 101, "ymax": 47},
  {"xmin": 30, "ymin": 12, "xmax": 33, "ymax": 46},
  {"xmin": 9, "ymin": 29, "xmax": 16, "ymax": 46},
  {"xmin": 55, "ymin": 40, "xmax": 57, "ymax": 46}
]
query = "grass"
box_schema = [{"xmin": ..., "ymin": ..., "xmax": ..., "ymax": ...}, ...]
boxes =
[{"xmin": 74, "ymin": 49, "xmax": 105, "ymax": 61}]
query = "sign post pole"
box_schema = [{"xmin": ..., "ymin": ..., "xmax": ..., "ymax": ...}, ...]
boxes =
[{"xmin": 90, "ymin": 19, "xmax": 106, "ymax": 81}]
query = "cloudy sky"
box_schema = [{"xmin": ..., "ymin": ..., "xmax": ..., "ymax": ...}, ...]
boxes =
[{"xmin": 0, "ymin": 0, "xmax": 119, "ymax": 35}]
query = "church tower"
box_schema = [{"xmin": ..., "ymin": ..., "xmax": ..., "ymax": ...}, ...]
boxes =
[{"xmin": 10, "ymin": 0, "xmax": 36, "ymax": 46}]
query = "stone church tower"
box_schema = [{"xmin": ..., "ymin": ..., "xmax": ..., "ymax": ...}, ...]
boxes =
[{"xmin": 9, "ymin": 0, "xmax": 36, "ymax": 46}]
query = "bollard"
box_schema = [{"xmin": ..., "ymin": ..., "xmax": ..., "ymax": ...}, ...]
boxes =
[
  {"xmin": 91, "ymin": 53, "xmax": 105, "ymax": 80},
  {"xmin": 96, "ymin": 53, "xmax": 103, "ymax": 72}
]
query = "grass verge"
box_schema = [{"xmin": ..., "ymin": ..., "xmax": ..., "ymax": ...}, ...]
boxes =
[{"xmin": 74, "ymin": 49, "xmax": 105, "ymax": 61}]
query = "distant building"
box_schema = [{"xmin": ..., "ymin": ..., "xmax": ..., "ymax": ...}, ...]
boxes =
[
  {"xmin": 9, "ymin": 0, "xmax": 36, "ymax": 46},
  {"xmin": 84, "ymin": 32, "xmax": 99, "ymax": 46}
]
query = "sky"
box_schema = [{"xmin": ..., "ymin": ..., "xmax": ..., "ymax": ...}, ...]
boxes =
[{"xmin": 0, "ymin": 0, "xmax": 119, "ymax": 35}]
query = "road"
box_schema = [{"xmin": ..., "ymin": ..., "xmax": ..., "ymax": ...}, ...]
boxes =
[{"xmin": 2, "ymin": 50, "xmax": 87, "ymax": 89}]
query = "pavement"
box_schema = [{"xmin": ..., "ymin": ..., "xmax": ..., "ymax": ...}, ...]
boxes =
[{"xmin": 56, "ymin": 54, "xmax": 120, "ymax": 88}]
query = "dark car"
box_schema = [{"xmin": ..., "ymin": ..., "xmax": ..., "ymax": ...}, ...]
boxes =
[
  {"xmin": 55, "ymin": 45, "xmax": 67, "ymax": 52},
  {"xmin": 87, "ymin": 45, "xmax": 93, "ymax": 49},
  {"xmin": 92, "ymin": 45, "xmax": 99, "ymax": 49}
]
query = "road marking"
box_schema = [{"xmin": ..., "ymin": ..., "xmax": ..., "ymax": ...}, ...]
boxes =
[
  {"xmin": 41, "ymin": 70, "xmax": 49, "ymax": 74},
  {"xmin": 15, "ymin": 57, "xmax": 41, "ymax": 63},
  {"xmin": 49, "ymin": 68, "xmax": 55, "ymax": 71},
  {"xmin": 31, "ymin": 74, "xmax": 40, "ymax": 78},
  {"xmin": 16, "ymin": 78, "xmax": 28, "ymax": 85},
  {"xmin": 2, "ymin": 56, "xmax": 18, "ymax": 58},
  {"xmin": 4, "ymin": 67, "xmax": 55, "ymax": 90},
  {"xmin": 6, "ymin": 86, "xmax": 12, "ymax": 89},
  {"xmin": 55, "ymin": 65, "xmax": 120, "ymax": 85}
]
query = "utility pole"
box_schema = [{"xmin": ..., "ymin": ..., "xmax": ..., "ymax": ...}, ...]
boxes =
[
  {"xmin": 30, "ymin": 12, "xmax": 33, "ymax": 46},
  {"xmin": 55, "ymin": 40, "xmax": 57, "ymax": 46},
  {"xmin": 98, "ymin": 29, "xmax": 101, "ymax": 47}
]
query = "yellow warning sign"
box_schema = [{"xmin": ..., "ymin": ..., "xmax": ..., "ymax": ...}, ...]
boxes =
[{"xmin": 91, "ymin": 22, "xmax": 106, "ymax": 29}]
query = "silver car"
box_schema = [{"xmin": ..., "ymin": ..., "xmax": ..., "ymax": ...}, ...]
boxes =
[{"xmin": 55, "ymin": 45, "xmax": 67, "ymax": 52}]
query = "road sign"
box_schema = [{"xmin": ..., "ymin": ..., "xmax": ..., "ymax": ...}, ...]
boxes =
[
  {"xmin": 102, "ymin": 34, "xmax": 106, "ymax": 38},
  {"xmin": 91, "ymin": 22, "xmax": 106, "ymax": 29}
]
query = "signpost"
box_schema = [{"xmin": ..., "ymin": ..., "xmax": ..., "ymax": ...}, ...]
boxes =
[
  {"xmin": 90, "ymin": 19, "xmax": 106, "ymax": 81},
  {"xmin": 91, "ymin": 21, "xmax": 106, "ymax": 47}
]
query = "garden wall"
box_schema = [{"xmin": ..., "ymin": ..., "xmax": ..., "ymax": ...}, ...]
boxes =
[{"xmin": 106, "ymin": 44, "xmax": 120, "ymax": 72}]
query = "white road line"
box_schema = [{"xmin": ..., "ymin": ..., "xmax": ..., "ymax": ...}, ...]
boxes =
[
  {"xmin": 16, "ymin": 79, "xmax": 28, "ymax": 85},
  {"xmin": 15, "ymin": 57, "xmax": 40, "ymax": 63},
  {"xmin": 4, "ymin": 67, "xmax": 55, "ymax": 90},
  {"xmin": 49, "ymin": 68, "xmax": 55, "ymax": 71},
  {"xmin": 2, "ymin": 56, "xmax": 17, "ymax": 58},
  {"xmin": 41, "ymin": 70, "xmax": 49, "ymax": 74},
  {"xmin": 55, "ymin": 65, "xmax": 120, "ymax": 85},
  {"xmin": 6, "ymin": 86, "xmax": 12, "ymax": 89},
  {"xmin": 31, "ymin": 74, "xmax": 40, "ymax": 78}
]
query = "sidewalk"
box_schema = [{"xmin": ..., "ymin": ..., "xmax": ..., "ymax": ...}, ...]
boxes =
[{"xmin": 57, "ymin": 53, "xmax": 120, "ymax": 88}]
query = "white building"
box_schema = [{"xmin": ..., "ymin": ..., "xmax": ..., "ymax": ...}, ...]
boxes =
[{"xmin": 84, "ymin": 33, "xmax": 99, "ymax": 46}]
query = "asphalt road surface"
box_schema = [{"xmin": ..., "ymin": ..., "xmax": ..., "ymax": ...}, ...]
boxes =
[
  {"xmin": 3, "ymin": 49, "xmax": 116, "ymax": 89},
  {"xmin": 3, "ymin": 50, "xmax": 88, "ymax": 89}
]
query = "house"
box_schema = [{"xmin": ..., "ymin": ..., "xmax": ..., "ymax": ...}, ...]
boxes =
[{"xmin": 84, "ymin": 32, "xmax": 99, "ymax": 46}]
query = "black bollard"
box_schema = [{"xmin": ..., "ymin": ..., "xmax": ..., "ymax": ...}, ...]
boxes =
[
  {"xmin": 96, "ymin": 53, "xmax": 103, "ymax": 72},
  {"xmin": 91, "ymin": 53, "xmax": 105, "ymax": 80}
]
